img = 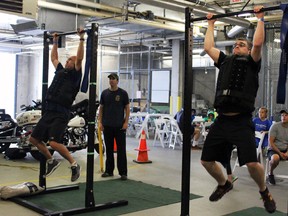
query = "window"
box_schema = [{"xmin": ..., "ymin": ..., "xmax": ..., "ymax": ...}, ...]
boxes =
[{"xmin": 0, "ymin": 52, "xmax": 16, "ymax": 116}]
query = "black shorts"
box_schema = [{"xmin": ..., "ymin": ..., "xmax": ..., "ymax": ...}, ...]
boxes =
[
  {"xmin": 267, "ymin": 149, "xmax": 288, "ymax": 160},
  {"xmin": 201, "ymin": 114, "xmax": 258, "ymax": 166},
  {"xmin": 31, "ymin": 111, "xmax": 69, "ymax": 143}
]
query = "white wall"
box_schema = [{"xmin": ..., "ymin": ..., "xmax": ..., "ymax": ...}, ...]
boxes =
[{"xmin": 0, "ymin": 53, "xmax": 16, "ymax": 116}]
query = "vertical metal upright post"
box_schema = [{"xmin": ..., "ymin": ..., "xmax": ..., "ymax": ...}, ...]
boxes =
[
  {"xmin": 181, "ymin": 7, "xmax": 194, "ymax": 216},
  {"xmin": 85, "ymin": 23, "xmax": 98, "ymax": 207},
  {"xmin": 147, "ymin": 46, "xmax": 152, "ymax": 110},
  {"xmin": 39, "ymin": 31, "xmax": 50, "ymax": 188}
]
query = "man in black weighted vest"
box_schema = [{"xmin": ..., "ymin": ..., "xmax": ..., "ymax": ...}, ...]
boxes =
[
  {"xmin": 200, "ymin": 6, "xmax": 276, "ymax": 213},
  {"xmin": 29, "ymin": 28, "xmax": 85, "ymax": 182}
]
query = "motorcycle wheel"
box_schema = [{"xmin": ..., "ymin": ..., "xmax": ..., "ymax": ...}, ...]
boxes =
[
  {"xmin": 94, "ymin": 143, "xmax": 105, "ymax": 154},
  {"xmin": 30, "ymin": 149, "xmax": 55, "ymax": 161},
  {"xmin": 0, "ymin": 142, "xmax": 11, "ymax": 153}
]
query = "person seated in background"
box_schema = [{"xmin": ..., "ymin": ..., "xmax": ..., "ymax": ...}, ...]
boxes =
[
  {"xmin": 191, "ymin": 108, "xmax": 202, "ymax": 150},
  {"xmin": 267, "ymin": 109, "xmax": 288, "ymax": 185},
  {"xmin": 203, "ymin": 110, "xmax": 216, "ymax": 132},
  {"xmin": 204, "ymin": 110, "xmax": 216, "ymax": 123},
  {"xmin": 174, "ymin": 108, "xmax": 195, "ymax": 146},
  {"xmin": 253, "ymin": 107, "xmax": 272, "ymax": 149}
]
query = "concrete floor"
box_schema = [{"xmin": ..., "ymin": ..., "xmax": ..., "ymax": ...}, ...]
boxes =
[{"xmin": 0, "ymin": 136, "xmax": 287, "ymax": 216}]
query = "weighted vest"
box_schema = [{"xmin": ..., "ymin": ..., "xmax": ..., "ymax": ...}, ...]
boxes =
[
  {"xmin": 46, "ymin": 68, "xmax": 80, "ymax": 109},
  {"xmin": 214, "ymin": 54, "xmax": 260, "ymax": 113}
]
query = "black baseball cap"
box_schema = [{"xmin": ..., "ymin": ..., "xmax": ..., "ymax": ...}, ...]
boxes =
[{"xmin": 108, "ymin": 73, "xmax": 119, "ymax": 80}]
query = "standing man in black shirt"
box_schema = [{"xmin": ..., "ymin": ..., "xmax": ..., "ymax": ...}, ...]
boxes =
[{"xmin": 99, "ymin": 73, "xmax": 130, "ymax": 180}]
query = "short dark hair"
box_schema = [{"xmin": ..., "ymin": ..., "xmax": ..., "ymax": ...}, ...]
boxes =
[{"xmin": 236, "ymin": 37, "xmax": 252, "ymax": 50}]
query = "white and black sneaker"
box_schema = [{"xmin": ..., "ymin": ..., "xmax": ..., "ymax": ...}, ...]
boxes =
[{"xmin": 46, "ymin": 159, "xmax": 61, "ymax": 177}]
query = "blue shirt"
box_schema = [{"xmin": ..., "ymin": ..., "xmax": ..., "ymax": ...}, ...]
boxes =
[{"xmin": 253, "ymin": 117, "xmax": 272, "ymax": 148}]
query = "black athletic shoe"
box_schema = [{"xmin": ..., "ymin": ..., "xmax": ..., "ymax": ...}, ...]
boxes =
[
  {"xmin": 46, "ymin": 159, "xmax": 61, "ymax": 177},
  {"xmin": 209, "ymin": 180, "xmax": 233, "ymax": 201},
  {"xmin": 260, "ymin": 187, "xmax": 276, "ymax": 213},
  {"xmin": 268, "ymin": 175, "xmax": 276, "ymax": 185},
  {"xmin": 120, "ymin": 175, "xmax": 127, "ymax": 180},
  {"xmin": 101, "ymin": 172, "xmax": 114, "ymax": 177},
  {"xmin": 71, "ymin": 164, "xmax": 81, "ymax": 182}
]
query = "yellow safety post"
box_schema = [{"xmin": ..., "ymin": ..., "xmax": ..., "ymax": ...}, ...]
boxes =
[
  {"xmin": 177, "ymin": 96, "xmax": 182, "ymax": 111},
  {"xmin": 169, "ymin": 96, "xmax": 173, "ymax": 115},
  {"xmin": 97, "ymin": 125, "xmax": 104, "ymax": 172}
]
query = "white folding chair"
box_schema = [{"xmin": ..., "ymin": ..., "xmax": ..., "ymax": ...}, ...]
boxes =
[
  {"xmin": 255, "ymin": 131, "xmax": 265, "ymax": 165},
  {"xmin": 168, "ymin": 119, "xmax": 183, "ymax": 149},
  {"xmin": 135, "ymin": 115, "xmax": 150, "ymax": 139},
  {"xmin": 201, "ymin": 121, "xmax": 213, "ymax": 141},
  {"xmin": 153, "ymin": 118, "xmax": 170, "ymax": 148},
  {"xmin": 232, "ymin": 131, "xmax": 265, "ymax": 172},
  {"xmin": 160, "ymin": 115, "xmax": 174, "ymax": 121}
]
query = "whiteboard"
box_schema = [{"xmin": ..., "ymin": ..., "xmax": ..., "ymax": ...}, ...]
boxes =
[{"xmin": 151, "ymin": 70, "xmax": 170, "ymax": 103}]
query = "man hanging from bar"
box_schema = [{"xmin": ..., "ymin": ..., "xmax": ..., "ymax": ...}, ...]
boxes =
[
  {"xmin": 29, "ymin": 28, "xmax": 85, "ymax": 182},
  {"xmin": 200, "ymin": 6, "xmax": 276, "ymax": 214}
]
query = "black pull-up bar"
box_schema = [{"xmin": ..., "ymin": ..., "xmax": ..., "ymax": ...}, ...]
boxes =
[
  {"xmin": 47, "ymin": 29, "xmax": 88, "ymax": 37},
  {"xmin": 191, "ymin": 5, "xmax": 282, "ymax": 22}
]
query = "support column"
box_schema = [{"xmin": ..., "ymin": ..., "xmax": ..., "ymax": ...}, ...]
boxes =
[{"xmin": 171, "ymin": 39, "xmax": 183, "ymax": 115}]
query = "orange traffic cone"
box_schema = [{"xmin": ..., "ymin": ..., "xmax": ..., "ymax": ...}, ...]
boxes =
[
  {"xmin": 133, "ymin": 130, "xmax": 152, "ymax": 163},
  {"xmin": 114, "ymin": 138, "xmax": 117, "ymax": 153}
]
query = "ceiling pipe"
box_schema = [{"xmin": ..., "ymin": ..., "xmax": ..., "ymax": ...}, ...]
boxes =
[
  {"xmin": 246, "ymin": 27, "xmax": 254, "ymax": 41},
  {"xmin": 246, "ymin": 15, "xmax": 282, "ymax": 23},
  {"xmin": 215, "ymin": 40, "xmax": 236, "ymax": 47},
  {"xmin": 199, "ymin": 40, "xmax": 236, "ymax": 56},
  {"xmin": 227, "ymin": 25, "xmax": 248, "ymax": 38},
  {"xmin": 57, "ymin": 0, "xmax": 123, "ymax": 14},
  {"xmin": 181, "ymin": 0, "xmax": 226, "ymax": 14},
  {"xmin": 38, "ymin": 0, "xmax": 185, "ymax": 32},
  {"xmin": 132, "ymin": 33, "xmax": 184, "ymax": 43},
  {"xmin": 99, "ymin": 31, "xmax": 135, "ymax": 39},
  {"xmin": 120, "ymin": 49, "xmax": 171, "ymax": 54},
  {"xmin": 99, "ymin": 33, "xmax": 185, "ymax": 46},
  {"xmin": 65, "ymin": 0, "xmax": 184, "ymax": 24},
  {"xmin": 135, "ymin": 0, "xmax": 251, "ymax": 28},
  {"xmin": 100, "ymin": 34, "xmax": 185, "ymax": 44},
  {"xmin": 59, "ymin": 0, "xmax": 177, "ymax": 25}
]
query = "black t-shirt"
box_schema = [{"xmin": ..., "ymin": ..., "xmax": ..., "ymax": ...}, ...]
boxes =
[{"xmin": 100, "ymin": 87, "xmax": 129, "ymax": 127}]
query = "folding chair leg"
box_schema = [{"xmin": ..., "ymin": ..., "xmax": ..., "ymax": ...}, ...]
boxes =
[
  {"xmin": 152, "ymin": 133, "xmax": 158, "ymax": 147},
  {"xmin": 232, "ymin": 158, "xmax": 238, "ymax": 173},
  {"xmin": 264, "ymin": 158, "xmax": 269, "ymax": 180}
]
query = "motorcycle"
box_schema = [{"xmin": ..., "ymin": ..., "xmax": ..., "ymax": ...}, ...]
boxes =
[
  {"xmin": 0, "ymin": 100, "xmax": 104, "ymax": 160},
  {"xmin": 64, "ymin": 99, "xmax": 104, "ymax": 153},
  {"xmin": 0, "ymin": 100, "xmax": 42, "ymax": 155}
]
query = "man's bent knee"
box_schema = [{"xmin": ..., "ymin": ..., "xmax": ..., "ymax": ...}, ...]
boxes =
[
  {"xmin": 49, "ymin": 141, "xmax": 61, "ymax": 149},
  {"xmin": 201, "ymin": 160, "xmax": 214, "ymax": 168},
  {"xmin": 29, "ymin": 136, "xmax": 40, "ymax": 146},
  {"xmin": 246, "ymin": 161, "xmax": 263, "ymax": 171}
]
